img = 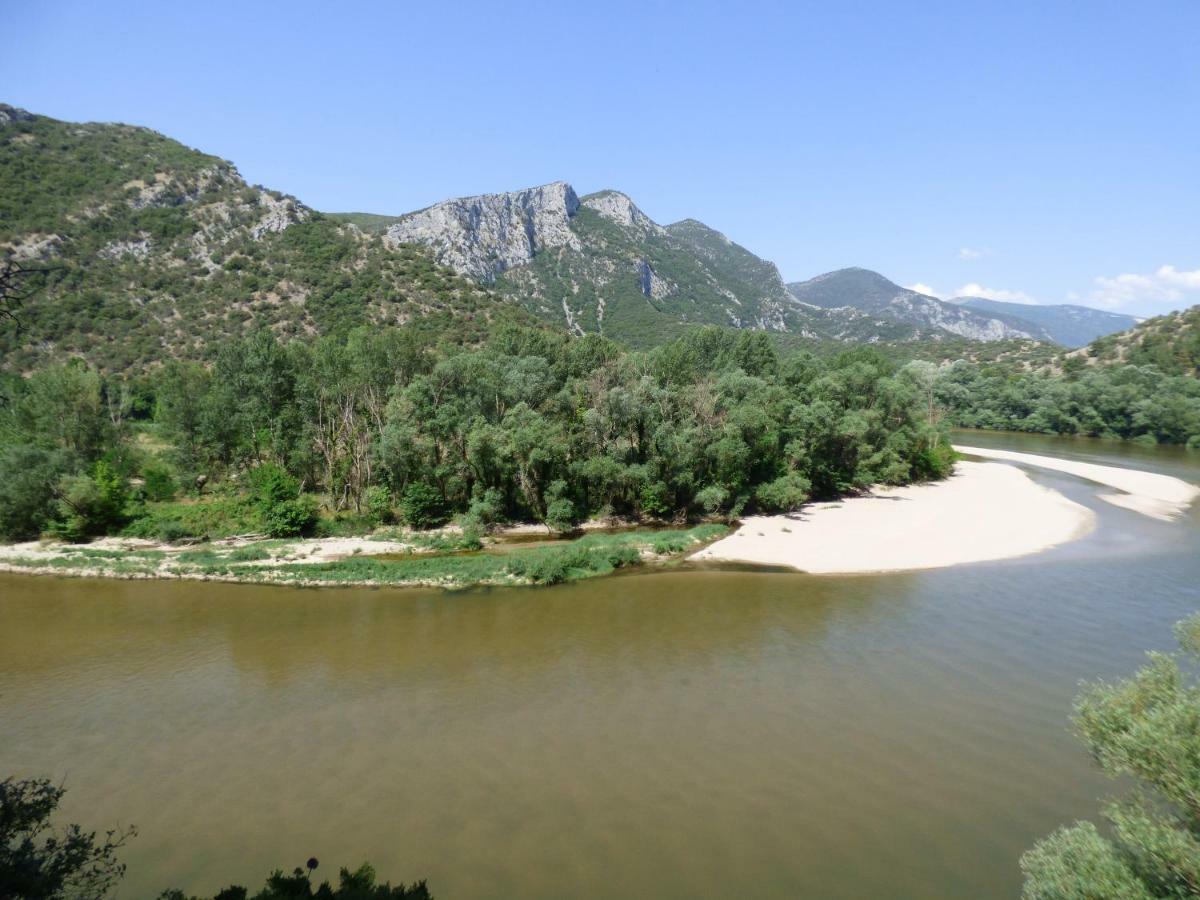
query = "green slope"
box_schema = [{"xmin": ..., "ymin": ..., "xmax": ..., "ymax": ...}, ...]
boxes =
[{"xmin": 0, "ymin": 105, "xmax": 519, "ymax": 371}]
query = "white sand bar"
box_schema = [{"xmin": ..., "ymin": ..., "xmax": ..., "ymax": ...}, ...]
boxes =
[
  {"xmin": 691, "ymin": 461, "xmax": 1095, "ymax": 575},
  {"xmin": 954, "ymin": 445, "xmax": 1200, "ymax": 521}
]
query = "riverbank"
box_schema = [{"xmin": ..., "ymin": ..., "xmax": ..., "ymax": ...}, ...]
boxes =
[
  {"xmin": 691, "ymin": 460, "xmax": 1095, "ymax": 574},
  {"xmin": 954, "ymin": 445, "xmax": 1200, "ymax": 521},
  {"xmin": 0, "ymin": 524, "xmax": 729, "ymax": 589}
]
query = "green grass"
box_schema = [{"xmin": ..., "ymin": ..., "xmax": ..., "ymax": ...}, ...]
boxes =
[
  {"xmin": 123, "ymin": 494, "xmax": 264, "ymax": 541},
  {"xmin": 3, "ymin": 524, "xmax": 729, "ymax": 590}
]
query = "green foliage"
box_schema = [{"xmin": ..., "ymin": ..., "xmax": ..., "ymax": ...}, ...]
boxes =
[
  {"xmin": 911, "ymin": 442, "xmax": 957, "ymax": 480},
  {"xmin": 246, "ymin": 463, "xmax": 316, "ymax": 538},
  {"xmin": 0, "ymin": 446, "xmax": 72, "ymax": 540},
  {"xmin": 261, "ymin": 495, "xmax": 318, "ymax": 539},
  {"xmin": 0, "ymin": 111, "xmax": 520, "ymax": 373},
  {"xmin": 693, "ymin": 484, "xmax": 729, "ymax": 516},
  {"xmin": 0, "ymin": 776, "xmax": 135, "ymax": 899},
  {"xmin": 1021, "ymin": 614, "xmax": 1200, "ymax": 899},
  {"xmin": 158, "ymin": 861, "xmax": 431, "ymax": 899},
  {"xmin": 754, "ymin": 472, "xmax": 812, "ymax": 512},
  {"xmin": 398, "ymin": 483, "xmax": 445, "ymax": 530},
  {"xmin": 365, "ymin": 485, "xmax": 393, "ymax": 525},
  {"xmin": 141, "ymin": 463, "xmax": 178, "ymax": 502},
  {"xmin": 50, "ymin": 460, "xmax": 129, "ymax": 541},
  {"xmin": 935, "ymin": 358, "xmax": 1200, "ymax": 445},
  {"xmin": 123, "ymin": 495, "xmax": 263, "ymax": 542}
]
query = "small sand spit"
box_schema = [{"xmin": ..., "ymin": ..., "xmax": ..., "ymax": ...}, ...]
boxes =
[{"xmin": 954, "ymin": 445, "xmax": 1200, "ymax": 522}]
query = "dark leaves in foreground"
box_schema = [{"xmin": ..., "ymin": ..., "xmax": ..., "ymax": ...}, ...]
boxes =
[
  {"xmin": 157, "ymin": 861, "xmax": 432, "ymax": 900},
  {"xmin": 0, "ymin": 776, "xmax": 135, "ymax": 899}
]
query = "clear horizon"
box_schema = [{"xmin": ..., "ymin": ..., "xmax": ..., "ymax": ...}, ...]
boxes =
[{"xmin": 5, "ymin": 0, "xmax": 1198, "ymax": 317}]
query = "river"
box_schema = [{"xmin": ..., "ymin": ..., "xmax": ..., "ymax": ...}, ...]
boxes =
[{"xmin": 2, "ymin": 432, "xmax": 1198, "ymax": 898}]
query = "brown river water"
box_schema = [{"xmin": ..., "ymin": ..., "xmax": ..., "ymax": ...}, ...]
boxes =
[{"xmin": 2, "ymin": 432, "xmax": 1199, "ymax": 898}]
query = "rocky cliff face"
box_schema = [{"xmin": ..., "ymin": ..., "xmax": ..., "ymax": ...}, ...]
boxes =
[
  {"xmin": 582, "ymin": 190, "xmax": 663, "ymax": 235},
  {"xmin": 383, "ymin": 183, "xmax": 960, "ymax": 346},
  {"xmin": 385, "ymin": 181, "xmax": 581, "ymax": 281}
]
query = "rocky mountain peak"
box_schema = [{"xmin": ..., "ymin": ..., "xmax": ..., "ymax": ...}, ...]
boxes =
[
  {"xmin": 385, "ymin": 181, "xmax": 581, "ymax": 281},
  {"xmin": 581, "ymin": 191, "xmax": 662, "ymax": 234},
  {"xmin": 0, "ymin": 104, "xmax": 36, "ymax": 127}
]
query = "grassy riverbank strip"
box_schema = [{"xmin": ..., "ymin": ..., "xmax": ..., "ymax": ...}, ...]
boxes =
[{"xmin": 0, "ymin": 524, "xmax": 730, "ymax": 589}]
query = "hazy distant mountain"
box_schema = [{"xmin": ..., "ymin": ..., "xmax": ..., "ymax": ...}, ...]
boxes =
[
  {"xmin": 786, "ymin": 268, "xmax": 1048, "ymax": 342},
  {"xmin": 954, "ymin": 296, "xmax": 1137, "ymax": 348}
]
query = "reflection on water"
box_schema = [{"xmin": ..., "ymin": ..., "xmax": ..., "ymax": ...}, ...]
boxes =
[{"xmin": 2, "ymin": 433, "xmax": 1198, "ymax": 899}]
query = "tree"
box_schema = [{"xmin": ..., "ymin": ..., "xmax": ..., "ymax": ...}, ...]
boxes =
[
  {"xmin": 0, "ymin": 258, "xmax": 51, "ymax": 336},
  {"xmin": 158, "ymin": 860, "xmax": 432, "ymax": 900},
  {"xmin": 1021, "ymin": 614, "xmax": 1200, "ymax": 899},
  {"xmin": 0, "ymin": 776, "xmax": 135, "ymax": 899}
]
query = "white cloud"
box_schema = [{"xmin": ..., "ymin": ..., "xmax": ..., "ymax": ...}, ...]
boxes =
[
  {"xmin": 1089, "ymin": 265, "xmax": 1200, "ymax": 310},
  {"xmin": 953, "ymin": 283, "xmax": 1036, "ymax": 304},
  {"xmin": 957, "ymin": 247, "xmax": 985, "ymax": 260},
  {"xmin": 906, "ymin": 282, "xmax": 942, "ymax": 298}
]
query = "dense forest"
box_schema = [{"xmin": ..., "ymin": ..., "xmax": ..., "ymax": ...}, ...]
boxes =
[
  {"xmin": 0, "ymin": 324, "xmax": 954, "ymax": 543},
  {"xmin": 933, "ymin": 359, "xmax": 1200, "ymax": 447}
]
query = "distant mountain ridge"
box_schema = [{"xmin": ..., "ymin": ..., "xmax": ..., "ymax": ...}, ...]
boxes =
[
  {"xmin": 785, "ymin": 268, "xmax": 1049, "ymax": 342},
  {"xmin": 953, "ymin": 296, "xmax": 1137, "ymax": 348},
  {"xmin": 380, "ymin": 184, "xmax": 1020, "ymax": 347},
  {"xmin": 6, "ymin": 102, "xmax": 1149, "ymax": 369}
]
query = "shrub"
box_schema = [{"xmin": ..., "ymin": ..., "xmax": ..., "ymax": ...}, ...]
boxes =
[
  {"xmin": 399, "ymin": 483, "xmax": 445, "ymax": 530},
  {"xmin": 544, "ymin": 497, "xmax": 576, "ymax": 533},
  {"xmin": 365, "ymin": 485, "xmax": 393, "ymax": 524},
  {"xmin": 754, "ymin": 472, "xmax": 811, "ymax": 513},
  {"xmin": 638, "ymin": 481, "xmax": 671, "ymax": 518},
  {"xmin": 911, "ymin": 442, "xmax": 957, "ymax": 480},
  {"xmin": 0, "ymin": 446, "xmax": 71, "ymax": 541},
  {"xmin": 50, "ymin": 460, "xmax": 130, "ymax": 541},
  {"xmin": 262, "ymin": 495, "xmax": 318, "ymax": 538},
  {"xmin": 141, "ymin": 463, "xmax": 178, "ymax": 502},
  {"xmin": 247, "ymin": 463, "xmax": 316, "ymax": 537},
  {"xmin": 248, "ymin": 463, "xmax": 299, "ymax": 507},
  {"xmin": 693, "ymin": 484, "xmax": 728, "ymax": 516}
]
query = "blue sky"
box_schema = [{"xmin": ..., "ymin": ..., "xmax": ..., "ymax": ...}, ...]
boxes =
[{"xmin": 5, "ymin": 0, "xmax": 1199, "ymax": 316}]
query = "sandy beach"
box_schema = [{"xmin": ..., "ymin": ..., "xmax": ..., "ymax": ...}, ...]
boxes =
[
  {"xmin": 691, "ymin": 460, "xmax": 1096, "ymax": 575},
  {"xmin": 954, "ymin": 446, "xmax": 1200, "ymax": 521}
]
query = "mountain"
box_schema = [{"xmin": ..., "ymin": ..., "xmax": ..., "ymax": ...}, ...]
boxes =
[
  {"xmin": 381, "ymin": 185, "xmax": 963, "ymax": 347},
  {"xmin": 0, "ymin": 104, "xmax": 515, "ymax": 371},
  {"xmin": 1078, "ymin": 305, "xmax": 1199, "ymax": 376},
  {"xmin": 955, "ymin": 296, "xmax": 1137, "ymax": 348},
  {"xmin": 786, "ymin": 268, "xmax": 1050, "ymax": 342},
  {"xmin": 1, "ymin": 103, "xmax": 1063, "ymax": 368}
]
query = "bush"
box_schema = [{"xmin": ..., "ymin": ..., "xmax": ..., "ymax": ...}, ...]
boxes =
[
  {"xmin": 248, "ymin": 463, "xmax": 299, "ymax": 507},
  {"xmin": 262, "ymin": 495, "xmax": 318, "ymax": 538},
  {"xmin": 638, "ymin": 481, "xmax": 671, "ymax": 518},
  {"xmin": 399, "ymin": 483, "xmax": 445, "ymax": 530},
  {"xmin": 754, "ymin": 472, "xmax": 811, "ymax": 512},
  {"xmin": 365, "ymin": 485, "xmax": 393, "ymax": 524},
  {"xmin": 141, "ymin": 463, "xmax": 178, "ymax": 502},
  {"xmin": 0, "ymin": 446, "xmax": 71, "ymax": 541},
  {"xmin": 911, "ymin": 442, "xmax": 957, "ymax": 480},
  {"xmin": 247, "ymin": 463, "xmax": 316, "ymax": 537},
  {"xmin": 693, "ymin": 484, "xmax": 728, "ymax": 516},
  {"xmin": 544, "ymin": 497, "xmax": 575, "ymax": 533},
  {"xmin": 50, "ymin": 460, "xmax": 130, "ymax": 541}
]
